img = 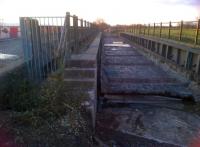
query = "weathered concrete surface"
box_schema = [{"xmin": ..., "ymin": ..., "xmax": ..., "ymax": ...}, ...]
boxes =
[
  {"xmin": 120, "ymin": 32, "xmax": 200, "ymax": 101},
  {"xmin": 64, "ymin": 32, "xmax": 102, "ymax": 129},
  {"xmin": 96, "ymin": 106, "xmax": 200, "ymax": 147},
  {"xmin": 96, "ymin": 34, "xmax": 200, "ymax": 147},
  {"xmin": 101, "ymin": 34, "xmax": 192, "ymax": 99}
]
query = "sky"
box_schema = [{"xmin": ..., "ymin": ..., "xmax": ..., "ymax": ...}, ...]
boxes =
[{"xmin": 0, "ymin": 0, "xmax": 199, "ymax": 25}]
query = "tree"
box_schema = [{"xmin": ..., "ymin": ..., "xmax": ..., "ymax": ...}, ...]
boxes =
[{"xmin": 93, "ymin": 18, "xmax": 110, "ymax": 31}]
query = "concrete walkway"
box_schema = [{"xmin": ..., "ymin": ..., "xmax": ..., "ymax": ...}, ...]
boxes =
[
  {"xmin": 96, "ymin": 34, "xmax": 200, "ymax": 147},
  {"xmin": 101, "ymin": 34, "xmax": 192, "ymax": 99}
]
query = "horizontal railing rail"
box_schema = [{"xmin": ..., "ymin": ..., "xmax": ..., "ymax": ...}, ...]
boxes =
[{"xmin": 112, "ymin": 20, "xmax": 200, "ymax": 46}]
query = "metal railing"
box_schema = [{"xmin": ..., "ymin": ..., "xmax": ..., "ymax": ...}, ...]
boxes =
[
  {"xmin": 113, "ymin": 20, "xmax": 200, "ymax": 46},
  {"xmin": 20, "ymin": 12, "xmax": 98, "ymax": 81}
]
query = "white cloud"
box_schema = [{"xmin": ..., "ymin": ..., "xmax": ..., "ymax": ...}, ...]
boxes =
[{"xmin": 0, "ymin": 0, "xmax": 198, "ymax": 25}]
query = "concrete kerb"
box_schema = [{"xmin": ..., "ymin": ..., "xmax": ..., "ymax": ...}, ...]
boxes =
[{"xmin": 64, "ymin": 32, "xmax": 102, "ymax": 130}]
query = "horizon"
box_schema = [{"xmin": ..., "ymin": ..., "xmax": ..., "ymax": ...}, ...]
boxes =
[{"xmin": 0, "ymin": 0, "xmax": 200, "ymax": 25}]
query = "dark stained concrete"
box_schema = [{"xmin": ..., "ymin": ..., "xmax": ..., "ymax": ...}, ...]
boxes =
[
  {"xmin": 96, "ymin": 34, "xmax": 200, "ymax": 147},
  {"xmin": 101, "ymin": 34, "xmax": 192, "ymax": 99}
]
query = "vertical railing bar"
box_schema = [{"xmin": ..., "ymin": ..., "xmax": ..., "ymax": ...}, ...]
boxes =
[
  {"xmin": 21, "ymin": 18, "xmax": 31, "ymax": 79},
  {"xmin": 195, "ymin": 19, "xmax": 200, "ymax": 45},
  {"xmin": 41, "ymin": 18, "xmax": 45, "ymax": 79},
  {"xmin": 148, "ymin": 24, "xmax": 150, "ymax": 35},
  {"xmin": 43, "ymin": 17, "xmax": 49, "ymax": 76},
  {"xmin": 30, "ymin": 18, "xmax": 37, "ymax": 79},
  {"xmin": 33, "ymin": 18, "xmax": 39, "ymax": 79},
  {"xmin": 179, "ymin": 20, "xmax": 183, "ymax": 41},
  {"xmin": 134, "ymin": 25, "xmax": 136, "ymax": 34},
  {"xmin": 55, "ymin": 17, "xmax": 59, "ymax": 70},
  {"xmin": 168, "ymin": 21, "xmax": 171, "ymax": 39},
  {"xmin": 26, "ymin": 19, "xmax": 33, "ymax": 79},
  {"xmin": 39, "ymin": 17, "xmax": 46, "ymax": 78},
  {"xmin": 47, "ymin": 17, "xmax": 53, "ymax": 73},
  {"xmin": 160, "ymin": 22, "xmax": 162, "ymax": 38},
  {"xmin": 51, "ymin": 18, "xmax": 56, "ymax": 71},
  {"xmin": 34, "ymin": 17, "xmax": 42, "ymax": 80}
]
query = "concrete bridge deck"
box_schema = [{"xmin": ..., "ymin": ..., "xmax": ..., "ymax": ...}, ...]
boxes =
[
  {"xmin": 95, "ymin": 34, "xmax": 200, "ymax": 147},
  {"xmin": 101, "ymin": 34, "xmax": 192, "ymax": 100}
]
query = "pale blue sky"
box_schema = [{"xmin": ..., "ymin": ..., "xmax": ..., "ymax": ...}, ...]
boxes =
[{"xmin": 0, "ymin": 0, "xmax": 199, "ymax": 25}]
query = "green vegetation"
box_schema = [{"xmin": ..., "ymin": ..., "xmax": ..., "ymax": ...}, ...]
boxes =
[
  {"xmin": 0, "ymin": 69, "xmax": 93, "ymax": 146},
  {"xmin": 0, "ymin": 68, "xmax": 39, "ymax": 111},
  {"xmin": 128, "ymin": 27, "xmax": 200, "ymax": 46}
]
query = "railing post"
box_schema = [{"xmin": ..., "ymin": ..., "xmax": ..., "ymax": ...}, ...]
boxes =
[
  {"xmin": 179, "ymin": 20, "xmax": 183, "ymax": 41},
  {"xmin": 153, "ymin": 22, "xmax": 155, "ymax": 36},
  {"xmin": 73, "ymin": 15, "xmax": 78, "ymax": 53},
  {"xmin": 80, "ymin": 18, "xmax": 83, "ymax": 39},
  {"xmin": 80, "ymin": 19, "xmax": 83, "ymax": 28},
  {"xmin": 84, "ymin": 20, "xmax": 87, "ymax": 43},
  {"xmin": 159, "ymin": 22, "xmax": 162, "ymax": 37},
  {"xmin": 132, "ymin": 24, "xmax": 134, "ymax": 33},
  {"xmin": 65, "ymin": 12, "xmax": 71, "ymax": 57},
  {"xmin": 148, "ymin": 24, "xmax": 150, "ymax": 35},
  {"xmin": 59, "ymin": 12, "xmax": 71, "ymax": 65},
  {"xmin": 144, "ymin": 24, "xmax": 146, "ymax": 35},
  {"xmin": 89, "ymin": 22, "xmax": 92, "ymax": 36},
  {"xmin": 168, "ymin": 21, "xmax": 171, "ymax": 39},
  {"xmin": 87, "ymin": 21, "xmax": 90, "ymax": 38},
  {"xmin": 195, "ymin": 19, "xmax": 200, "ymax": 45},
  {"xmin": 131, "ymin": 25, "xmax": 132, "ymax": 33}
]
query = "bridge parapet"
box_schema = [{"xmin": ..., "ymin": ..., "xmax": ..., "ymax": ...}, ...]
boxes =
[{"xmin": 121, "ymin": 32, "xmax": 200, "ymax": 83}]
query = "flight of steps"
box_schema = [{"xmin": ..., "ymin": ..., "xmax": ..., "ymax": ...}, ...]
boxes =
[
  {"xmin": 64, "ymin": 54, "xmax": 97, "ymax": 128},
  {"xmin": 63, "ymin": 32, "xmax": 102, "ymax": 129}
]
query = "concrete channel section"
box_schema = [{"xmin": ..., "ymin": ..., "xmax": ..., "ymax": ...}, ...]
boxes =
[{"xmin": 95, "ymin": 33, "xmax": 200, "ymax": 147}]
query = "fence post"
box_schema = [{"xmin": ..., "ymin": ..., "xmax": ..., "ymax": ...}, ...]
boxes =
[
  {"xmin": 168, "ymin": 21, "xmax": 171, "ymax": 39},
  {"xmin": 59, "ymin": 12, "xmax": 71, "ymax": 65},
  {"xmin": 148, "ymin": 24, "xmax": 150, "ymax": 35},
  {"xmin": 153, "ymin": 23, "xmax": 155, "ymax": 36},
  {"xmin": 144, "ymin": 24, "xmax": 146, "ymax": 35},
  {"xmin": 132, "ymin": 25, "xmax": 133, "ymax": 33},
  {"xmin": 80, "ymin": 19, "xmax": 83, "ymax": 36},
  {"xmin": 195, "ymin": 19, "xmax": 200, "ymax": 45},
  {"xmin": 72, "ymin": 15, "xmax": 78, "ymax": 53},
  {"xmin": 87, "ymin": 21, "xmax": 90, "ymax": 39},
  {"xmin": 179, "ymin": 20, "xmax": 183, "ymax": 41},
  {"xmin": 159, "ymin": 22, "xmax": 162, "ymax": 37},
  {"xmin": 136, "ymin": 25, "xmax": 138, "ymax": 34},
  {"xmin": 132, "ymin": 25, "xmax": 134, "ymax": 33},
  {"xmin": 134, "ymin": 25, "xmax": 136, "ymax": 34},
  {"xmin": 139, "ymin": 24, "xmax": 141, "ymax": 34}
]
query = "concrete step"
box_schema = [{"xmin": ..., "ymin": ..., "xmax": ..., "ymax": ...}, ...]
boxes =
[
  {"xmin": 99, "ymin": 95, "xmax": 184, "ymax": 110},
  {"xmin": 101, "ymin": 82, "xmax": 193, "ymax": 100},
  {"xmin": 66, "ymin": 60, "xmax": 96, "ymax": 68},
  {"xmin": 64, "ymin": 78, "xmax": 95, "ymax": 90},
  {"xmin": 64, "ymin": 68, "xmax": 96, "ymax": 79}
]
